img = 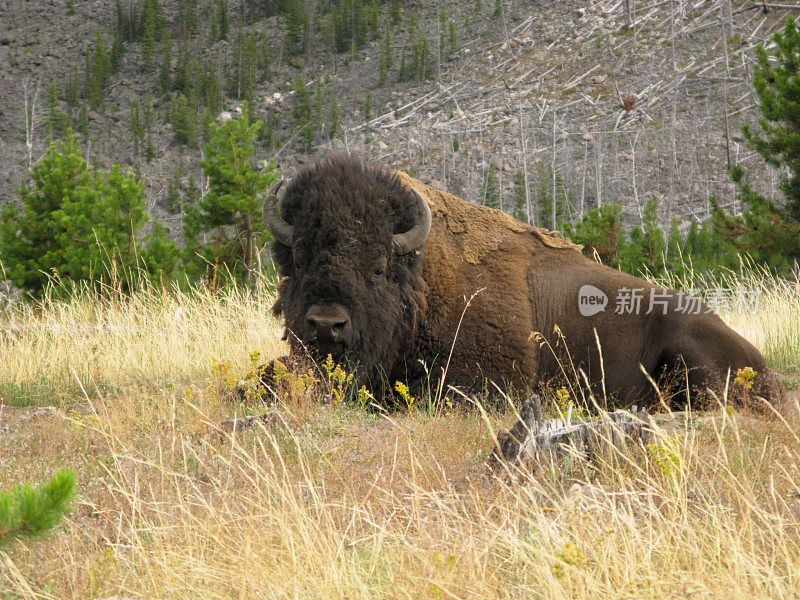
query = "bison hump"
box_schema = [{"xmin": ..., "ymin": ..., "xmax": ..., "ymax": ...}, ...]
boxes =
[
  {"xmin": 531, "ymin": 227, "xmax": 583, "ymax": 251},
  {"xmin": 395, "ymin": 172, "xmax": 582, "ymax": 260}
]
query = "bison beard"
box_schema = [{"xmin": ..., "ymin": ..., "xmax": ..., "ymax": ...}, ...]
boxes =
[{"xmin": 262, "ymin": 154, "xmax": 778, "ymax": 408}]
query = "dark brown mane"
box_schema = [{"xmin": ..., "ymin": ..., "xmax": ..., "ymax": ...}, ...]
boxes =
[{"xmin": 270, "ymin": 154, "xmax": 427, "ymax": 392}]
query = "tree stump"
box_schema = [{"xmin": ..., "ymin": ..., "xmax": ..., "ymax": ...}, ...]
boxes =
[{"xmin": 495, "ymin": 394, "xmax": 654, "ymax": 469}]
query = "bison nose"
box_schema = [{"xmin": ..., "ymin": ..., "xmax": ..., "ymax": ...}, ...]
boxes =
[{"xmin": 305, "ymin": 304, "xmax": 351, "ymax": 343}]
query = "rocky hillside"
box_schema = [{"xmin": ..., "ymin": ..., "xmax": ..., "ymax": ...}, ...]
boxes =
[{"xmin": 0, "ymin": 0, "xmax": 793, "ymax": 241}]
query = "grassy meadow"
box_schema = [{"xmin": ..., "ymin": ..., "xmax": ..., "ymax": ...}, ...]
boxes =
[{"xmin": 1, "ymin": 268, "xmax": 800, "ymax": 599}]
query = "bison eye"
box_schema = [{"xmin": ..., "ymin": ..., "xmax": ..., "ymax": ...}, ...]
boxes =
[
  {"xmin": 369, "ymin": 258, "xmax": 387, "ymax": 280},
  {"xmin": 291, "ymin": 248, "xmax": 303, "ymax": 272}
]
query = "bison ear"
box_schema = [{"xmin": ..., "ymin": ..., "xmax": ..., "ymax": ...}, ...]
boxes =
[{"xmin": 393, "ymin": 187, "xmax": 431, "ymax": 255}]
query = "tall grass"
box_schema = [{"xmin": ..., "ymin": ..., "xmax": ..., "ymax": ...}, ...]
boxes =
[
  {"xmin": 2, "ymin": 388, "xmax": 800, "ymax": 599},
  {"xmin": 0, "ymin": 280, "xmax": 286, "ymax": 406},
  {"xmin": 1, "ymin": 267, "xmax": 800, "ymax": 598}
]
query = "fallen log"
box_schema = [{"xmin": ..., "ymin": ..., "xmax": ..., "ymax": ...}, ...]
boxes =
[
  {"xmin": 210, "ymin": 410, "xmax": 283, "ymax": 437},
  {"xmin": 496, "ymin": 395, "xmax": 654, "ymax": 468}
]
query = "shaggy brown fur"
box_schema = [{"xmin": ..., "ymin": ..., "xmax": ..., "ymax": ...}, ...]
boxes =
[{"xmin": 267, "ymin": 155, "xmax": 777, "ymax": 407}]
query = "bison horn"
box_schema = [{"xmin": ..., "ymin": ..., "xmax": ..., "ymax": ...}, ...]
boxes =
[
  {"xmin": 262, "ymin": 178, "xmax": 294, "ymax": 246},
  {"xmin": 393, "ymin": 188, "xmax": 432, "ymax": 255}
]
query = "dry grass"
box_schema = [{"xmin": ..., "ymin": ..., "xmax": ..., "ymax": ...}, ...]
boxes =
[
  {"xmin": 0, "ymin": 282, "xmax": 286, "ymax": 406},
  {"xmin": 1, "ymin": 272, "xmax": 799, "ymax": 599}
]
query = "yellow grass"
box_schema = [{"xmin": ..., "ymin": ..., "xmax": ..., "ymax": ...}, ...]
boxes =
[
  {"xmin": 1, "ymin": 271, "xmax": 799, "ymax": 599},
  {"xmin": 0, "ymin": 282, "xmax": 286, "ymax": 406}
]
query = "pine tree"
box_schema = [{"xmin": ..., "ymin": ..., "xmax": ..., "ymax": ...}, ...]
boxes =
[
  {"xmin": 378, "ymin": 22, "xmax": 393, "ymax": 86},
  {"xmin": 211, "ymin": 0, "xmax": 229, "ymax": 41},
  {"xmin": 331, "ymin": 0, "xmax": 376, "ymax": 55},
  {"xmin": 620, "ymin": 226, "xmax": 646, "ymax": 275},
  {"xmin": 172, "ymin": 41, "xmax": 191, "ymax": 95},
  {"xmin": 666, "ymin": 217, "xmax": 684, "ymax": 273},
  {"xmin": 412, "ymin": 35, "xmax": 431, "ymax": 79},
  {"xmin": 313, "ymin": 76, "xmax": 324, "ymax": 128},
  {"xmin": 482, "ymin": 162, "xmax": 501, "ymax": 210},
  {"xmin": 157, "ymin": 28, "xmax": 171, "ymax": 95},
  {"xmin": 77, "ymin": 105, "xmax": 90, "ymax": 140},
  {"xmin": 58, "ymin": 163, "xmax": 151, "ymax": 282},
  {"xmin": 629, "ymin": 198, "xmax": 665, "ymax": 275},
  {"xmin": 291, "ymin": 76, "xmax": 314, "ymax": 150},
  {"xmin": 199, "ymin": 59, "xmax": 222, "ymax": 113},
  {"xmin": 0, "ymin": 131, "xmax": 176, "ymax": 296},
  {"xmin": 170, "ymin": 93, "xmax": 198, "ymax": 146},
  {"xmin": 141, "ymin": 222, "xmax": 180, "ymax": 281},
  {"xmin": 362, "ymin": 90, "xmax": 372, "ymax": 121},
  {"xmin": 185, "ymin": 173, "xmax": 200, "ymax": 207},
  {"xmin": 165, "ymin": 149, "xmax": 184, "ymax": 214},
  {"xmin": 684, "ymin": 215, "xmax": 743, "ymax": 273},
  {"xmin": 439, "ymin": 7, "xmax": 448, "ymax": 58},
  {"xmin": 115, "ymin": 0, "xmax": 139, "ymax": 43},
  {"xmin": 362, "ymin": 1, "xmax": 379, "ymax": 37},
  {"xmin": 0, "ymin": 469, "xmax": 75, "ymax": 546},
  {"xmin": 535, "ymin": 165, "xmax": 568, "ymax": 229},
  {"xmin": 229, "ymin": 30, "xmax": 259, "ymax": 104},
  {"xmin": 184, "ymin": 108, "xmax": 278, "ymax": 288},
  {"xmin": 87, "ymin": 30, "xmax": 111, "ymax": 110},
  {"xmin": 258, "ymin": 32, "xmax": 273, "ymax": 82},
  {"xmin": 398, "ymin": 48, "xmax": 407, "ymax": 81},
  {"xmin": 178, "ymin": 0, "xmax": 198, "ymax": 37},
  {"xmin": 564, "ymin": 203, "xmax": 624, "ymax": 267},
  {"xmin": 493, "ymin": 0, "xmax": 503, "ymax": 18},
  {"xmin": 713, "ymin": 16, "xmax": 800, "ymax": 272},
  {"xmin": 140, "ymin": 0, "xmax": 166, "ymax": 70},
  {"xmin": 0, "ymin": 132, "xmax": 91, "ymax": 295},
  {"xmin": 284, "ymin": 0, "xmax": 308, "ymax": 55},
  {"xmin": 261, "ymin": 114, "xmax": 280, "ymax": 150},
  {"xmin": 166, "ymin": 177, "xmax": 181, "ymax": 214},
  {"xmin": 110, "ymin": 30, "xmax": 125, "ymax": 73},
  {"xmin": 45, "ymin": 81, "xmax": 70, "ymax": 139}
]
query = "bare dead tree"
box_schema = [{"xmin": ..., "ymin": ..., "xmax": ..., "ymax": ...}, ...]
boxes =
[
  {"xmin": 630, "ymin": 129, "xmax": 643, "ymax": 221},
  {"xmin": 624, "ymin": 0, "xmax": 632, "ymax": 30},
  {"xmin": 551, "ymin": 110, "xmax": 558, "ymax": 228},
  {"xmin": 667, "ymin": 84, "xmax": 678, "ymax": 228},
  {"xmin": 722, "ymin": 0, "xmax": 735, "ymax": 39},
  {"xmin": 517, "ymin": 106, "xmax": 531, "ymax": 223},
  {"xmin": 23, "ymin": 77, "xmax": 42, "ymax": 172},
  {"xmin": 668, "ymin": 0, "xmax": 677, "ymax": 73},
  {"xmin": 580, "ymin": 137, "xmax": 589, "ymax": 218},
  {"xmin": 594, "ymin": 133, "xmax": 603, "ymax": 208}
]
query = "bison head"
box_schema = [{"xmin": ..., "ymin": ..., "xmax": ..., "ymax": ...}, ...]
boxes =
[{"xmin": 263, "ymin": 155, "xmax": 431, "ymax": 388}]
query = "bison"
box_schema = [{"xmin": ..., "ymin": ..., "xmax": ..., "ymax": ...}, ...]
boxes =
[{"xmin": 261, "ymin": 154, "xmax": 776, "ymax": 407}]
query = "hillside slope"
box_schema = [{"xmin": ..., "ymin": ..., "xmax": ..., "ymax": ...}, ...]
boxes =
[{"xmin": 0, "ymin": 0, "xmax": 792, "ymax": 240}]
